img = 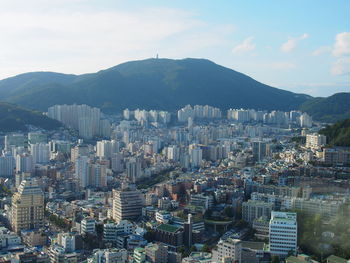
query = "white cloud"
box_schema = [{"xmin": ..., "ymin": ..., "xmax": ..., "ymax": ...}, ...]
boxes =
[
  {"xmin": 232, "ymin": 36, "xmax": 256, "ymax": 54},
  {"xmin": 332, "ymin": 32, "xmax": 350, "ymax": 57},
  {"xmin": 0, "ymin": 3, "xmax": 233, "ymax": 78},
  {"xmin": 265, "ymin": 62, "xmax": 296, "ymax": 71},
  {"xmin": 312, "ymin": 46, "xmax": 331, "ymax": 56},
  {"xmin": 330, "ymin": 32, "xmax": 350, "ymax": 75},
  {"xmin": 331, "ymin": 57, "xmax": 350, "ymax": 76},
  {"xmin": 280, "ymin": 33, "xmax": 309, "ymax": 53}
]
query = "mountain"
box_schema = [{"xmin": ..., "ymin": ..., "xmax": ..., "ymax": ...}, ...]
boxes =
[
  {"xmin": 319, "ymin": 118, "xmax": 350, "ymax": 147},
  {"xmin": 299, "ymin": 93, "xmax": 350, "ymax": 122},
  {"xmin": 0, "ymin": 103, "xmax": 61, "ymax": 132},
  {"xmin": 0, "ymin": 58, "xmax": 311, "ymax": 113}
]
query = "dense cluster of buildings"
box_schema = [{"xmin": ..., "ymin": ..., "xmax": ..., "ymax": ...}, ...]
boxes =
[
  {"xmin": 227, "ymin": 109, "xmax": 313, "ymax": 127},
  {"xmin": 0, "ymin": 103, "xmax": 349, "ymax": 263}
]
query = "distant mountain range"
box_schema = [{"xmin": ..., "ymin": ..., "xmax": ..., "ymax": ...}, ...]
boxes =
[
  {"xmin": 300, "ymin": 93, "xmax": 350, "ymax": 122},
  {"xmin": 0, "ymin": 58, "xmax": 310, "ymax": 112},
  {"xmin": 0, "ymin": 103, "xmax": 61, "ymax": 132},
  {"xmin": 0, "ymin": 58, "xmax": 348, "ymax": 122}
]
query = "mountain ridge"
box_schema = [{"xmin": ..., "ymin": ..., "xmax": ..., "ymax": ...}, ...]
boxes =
[
  {"xmin": 299, "ymin": 92, "xmax": 350, "ymax": 122},
  {"xmin": 0, "ymin": 58, "xmax": 312, "ymax": 113},
  {"xmin": 0, "ymin": 102, "xmax": 61, "ymax": 132}
]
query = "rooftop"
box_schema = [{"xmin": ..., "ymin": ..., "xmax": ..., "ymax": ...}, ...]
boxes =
[
  {"xmin": 326, "ymin": 255, "xmax": 348, "ymax": 263},
  {"xmin": 241, "ymin": 241, "xmax": 265, "ymax": 251},
  {"xmin": 157, "ymin": 224, "xmax": 182, "ymax": 233}
]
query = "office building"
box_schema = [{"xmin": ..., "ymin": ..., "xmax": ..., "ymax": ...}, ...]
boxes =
[
  {"xmin": 112, "ymin": 188, "xmax": 144, "ymax": 222},
  {"xmin": 269, "ymin": 212, "xmax": 297, "ymax": 257}
]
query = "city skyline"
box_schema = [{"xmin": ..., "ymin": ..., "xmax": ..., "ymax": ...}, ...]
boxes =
[{"xmin": 0, "ymin": 0, "xmax": 349, "ymax": 96}]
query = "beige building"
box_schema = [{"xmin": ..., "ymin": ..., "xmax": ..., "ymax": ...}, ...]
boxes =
[
  {"xmin": 112, "ymin": 188, "xmax": 144, "ymax": 222},
  {"xmin": 306, "ymin": 133, "xmax": 326, "ymax": 148},
  {"xmin": 11, "ymin": 179, "xmax": 44, "ymax": 233},
  {"xmin": 145, "ymin": 243, "xmax": 168, "ymax": 263},
  {"xmin": 216, "ymin": 238, "xmax": 241, "ymax": 263}
]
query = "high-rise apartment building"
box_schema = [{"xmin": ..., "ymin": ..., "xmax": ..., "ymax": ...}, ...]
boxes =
[
  {"xmin": 189, "ymin": 145, "xmax": 202, "ymax": 168},
  {"xmin": 5, "ymin": 134, "xmax": 26, "ymax": 151},
  {"xmin": 126, "ymin": 158, "xmax": 142, "ymax": 183},
  {"xmin": 96, "ymin": 140, "xmax": 119, "ymax": 159},
  {"xmin": 75, "ymin": 156, "xmax": 90, "ymax": 188},
  {"xmin": 16, "ymin": 154, "xmax": 34, "ymax": 174},
  {"xmin": 0, "ymin": 153, "xmax": 16, "ymax": 177},
  {"xmin": 48, "ymin": 104, "xmax": 104, "ymax": 139},
  {"xmin": 305, "ymin": 133, "xmax": 327, "ymax": 148},
  {"xmin": 89, "ymin": 162, "xmax": 107, "ymax": 188},
  {"xmin": 11, "ymin": 179, "xmax": 44, "ymax": 233},
  {"xmin": 30, "ymin": 143, "xmax": 50, "ymax": 164},
  {"xmin": 28, "ymin": 132, "xmax": 47, "ymax": 144},
  {"xmin": 252, "ymin": 141, "xmax": 268, "ymax": 162}
]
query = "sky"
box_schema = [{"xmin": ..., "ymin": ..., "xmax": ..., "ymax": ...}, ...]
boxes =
[{"xmin": 0, "ymin": 0, "xmax": 350, "ymax": 97}]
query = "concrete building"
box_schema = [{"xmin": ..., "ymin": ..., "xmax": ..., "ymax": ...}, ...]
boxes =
[
  {"xmin": 322, "ymin": 147, "xmax": 350, "ymax": 165},
  {"xmin": 133, "ymin": 247, "xmax": 146, "ymax": 263},
  {"xmin": 189, "ymin": 194, "xmax": 214, "ymax": 211},
  {"xmin": 0, "ymin": 153, "xmax": 16, "ymax": 177},
  {"xmin": 75, "ymin": 156, "xmax": 90, "ymax": 188},
  {"xmin": 81, "ymin": 217, "xmax": 96, "ymax": 235},
  {"xmin": 291, "ymin": 198, "xmax": 341, "ymax": 220},
  {"xmin": 154, "ymin": 224, "xmax": 184, "ymax": 250},
  {"xmin": 0, "ymin": 226, "xmax": 21, "ymax": 249},
  {"xmin": 145, "ymin": 243, "xmax": 168, "ymax": 263},
  {"xmin": 30, "ymin": 143, "xmax": 50, "ymax": 164},
  {"xmin": 216, "ymin": 238, "xmax": 241, "ymax": 263},
  {"xmin": 112, "ymin": 188, "xmax": 144, "ymax": 222},
  {"xmin": 103, "ymin": 220, "xmax": 133, "ymax": 244},
  {"xmin": 242, "ymin": 200, "xmax": 272, "ymax": 223},
  {"xmin": 11, "ymin": 179, "xmax": 44, "ymax": 233},
  {"xmin": 189, "ymin": 145, "xmax": 202, "ymax": 168},
  {"xmin": 252, "ymin": 141, "xmax": 268, "ymax": 162},
  {"xmin": 88, "ymin": 248, "xmax": 128, "ymax": 263},
  {"xmin": 16, "ymin": 153, "xmax": 34, "ymax": 173},
  {"xmin": 182, "ymin": 252, "xmax": 212, "ymax": 263},
  {"xmin": 28, "ymin": 132, "xmax": 47, "ymax": 144},
  {"xmin": 305, "ymin": 133, "xmax": 327, "ymax": 149},
  {"xmin": 5, "ymin": 134, "xmax": 26, "ymax": 151},
  {"xmin": 269, "ymin": 212, "xmax": 297, "ymax": 257}
]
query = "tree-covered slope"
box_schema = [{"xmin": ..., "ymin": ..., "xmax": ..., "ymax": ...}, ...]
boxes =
[
  {"xmin": 0, "ymin": 58, "xmax": 311, "ymax": 112},
  {"xmin": 299, "ymin": 93, "xmax": 350, "ymax": 122},
  {"xmin": 319, "ymin": 118, "xmax": 350, "ymax": 146},
  {"xmin": 0, "ymin": 102, "xmax": 61, "ymax": 132}
]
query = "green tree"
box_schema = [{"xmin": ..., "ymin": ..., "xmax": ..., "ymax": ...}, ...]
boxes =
[
  {"xmin": 224, "ymin": 206, "xmax": 234, "ymax": 218},
  {"xmin": 271, "ymin": 255, "xmax": 280, "ymax": 263}
]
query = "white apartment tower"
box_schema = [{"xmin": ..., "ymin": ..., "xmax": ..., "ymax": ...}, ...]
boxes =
[{"xmin": 16, "ymin": 154, "xmax": 34, "ymax": 174}]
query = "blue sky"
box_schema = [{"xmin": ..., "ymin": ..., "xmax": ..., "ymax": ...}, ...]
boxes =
[{"xmin": 1, "ymin": 0, "xmax": 349, "ymax": 97}]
